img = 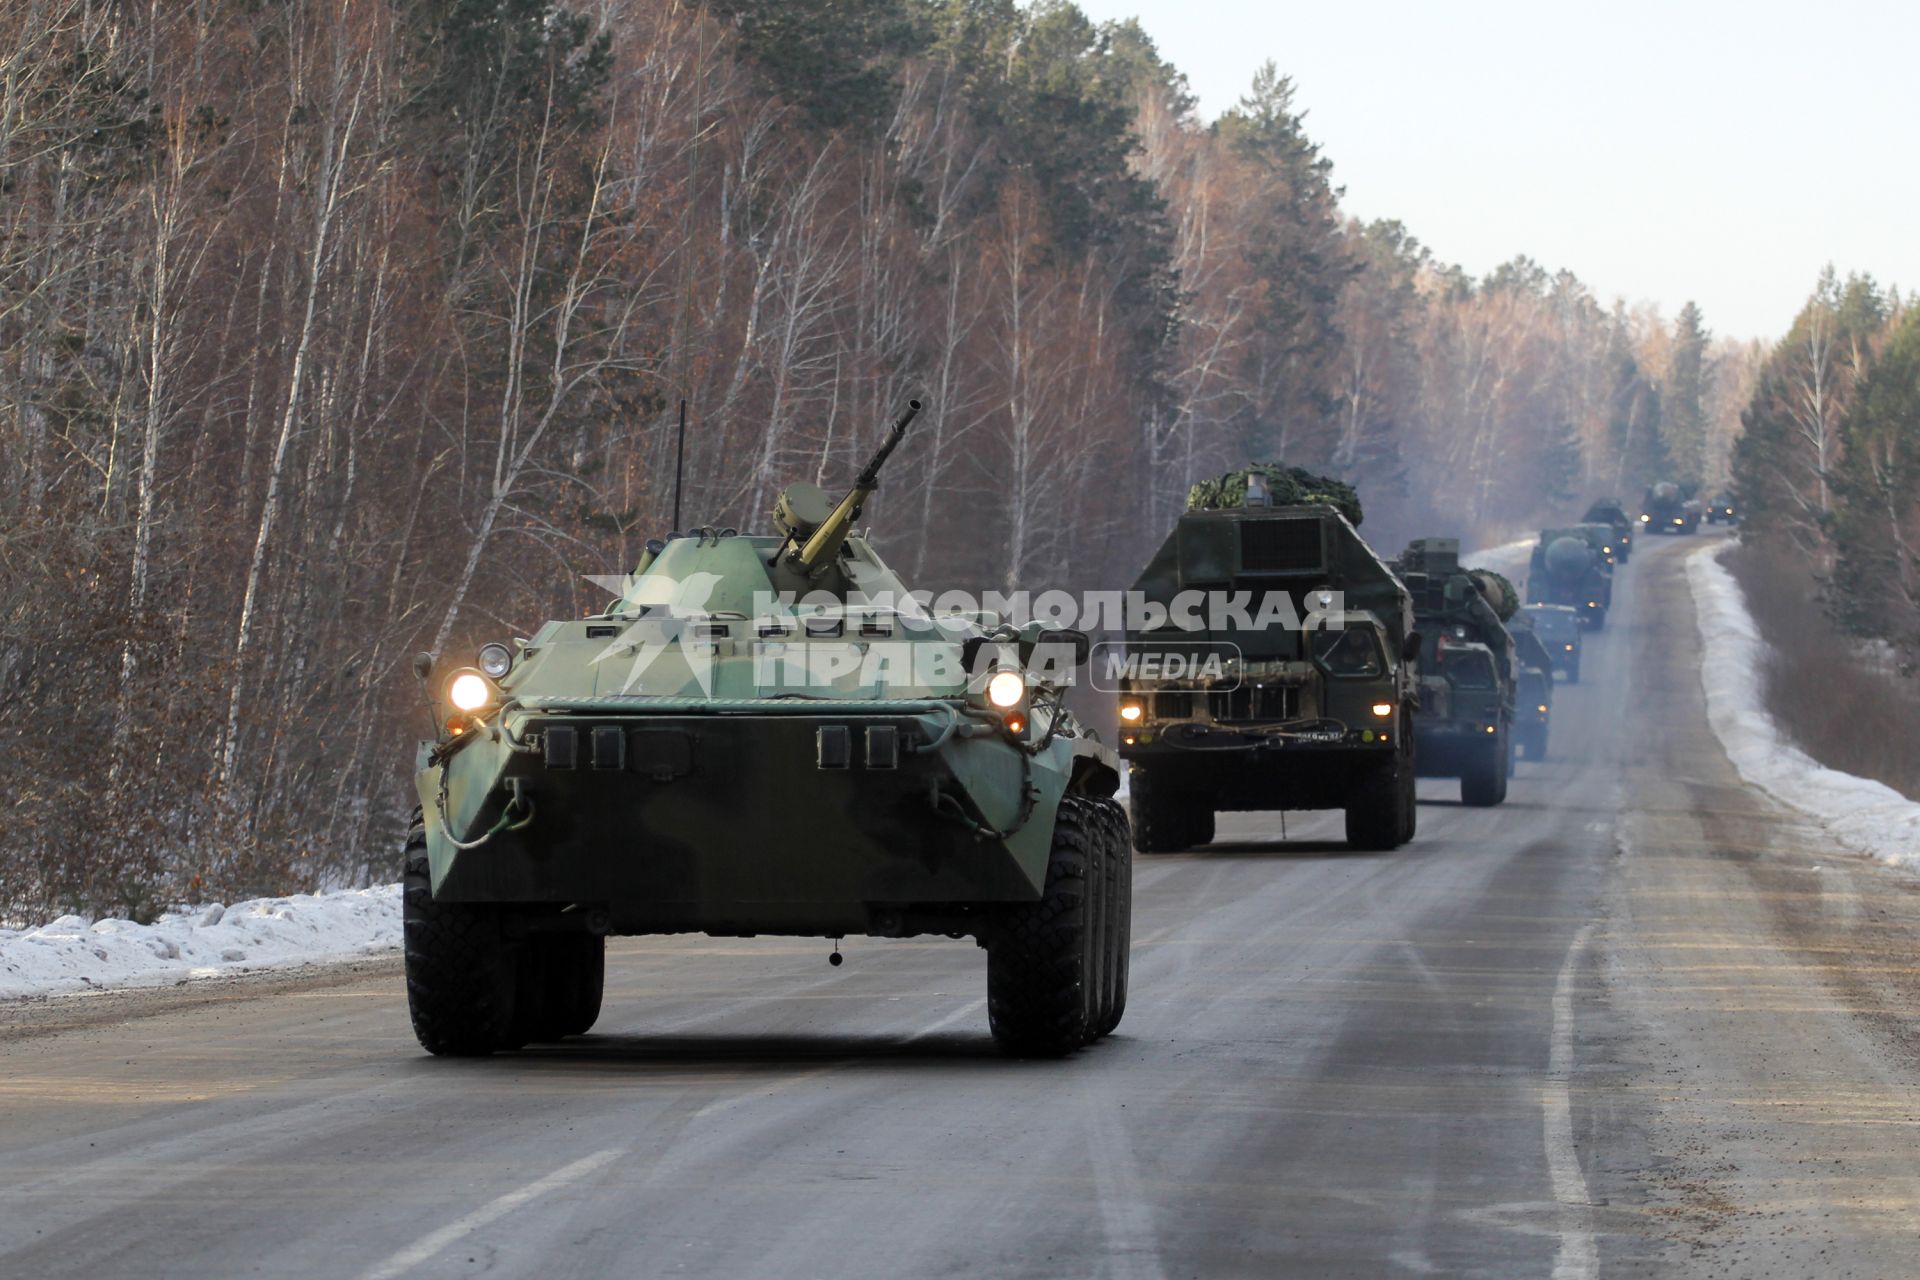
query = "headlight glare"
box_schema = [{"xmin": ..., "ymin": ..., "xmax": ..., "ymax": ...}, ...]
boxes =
[
  {"xmin": 986, "ymin": 669, "xmax": 1025, "ymax": 709},
  {"xmin": 1119, "ymin": 701, "xmax": 1144, "ymax": 723},
  {"xmin": 447, "ymin": 671, "xmax": 494, "ymax": 712}
]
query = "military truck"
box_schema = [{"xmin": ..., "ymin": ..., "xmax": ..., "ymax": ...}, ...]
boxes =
[
  {"xmin": 1117, "ymin": 467, "xmax": 1418, "ymax": 854},
  {"xmin": 1529, "ymin": 528, "xmax": 1613, "ymax": 629},
  {"xmin": 1580, "ymin": 499, "xmax": 1634, "ymax": 563},
  {"xmin": 1395, "ymin": 539, "xmax": 1517, "ymax": 806},
  {"xmin": 1641, "ymin": 481, "xmax": 1700, "ymax": 534},
  {"xmin": 1705, "ymin": 493, "xmax": 1738, "ymax": 525},
  {"xmin": 1508, "ymin": 616, "xmax": 1556, "ymax": 760},
  {"xmin": 1522, "ymin": 603, "xmax": 1583, "ymax": 682},
  {"xmin": 406, "ymin": 402, "xmax": 1132, "ymax": 1059}
]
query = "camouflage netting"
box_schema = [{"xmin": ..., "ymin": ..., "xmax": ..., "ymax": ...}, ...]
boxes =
[
  {"xmin": 1468, "ymin": 568, "xmax": 1520, "ymax": 622},
  {"xmin": 1186, "ymin": 464, "xmax": 1364, "ymax": 526}
]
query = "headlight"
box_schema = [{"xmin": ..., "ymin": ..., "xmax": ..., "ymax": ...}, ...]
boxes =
[
  {"xmin": 1537, "ymin": 703, "xmax": 1548, "ymax": 713},
  {"xmin": 477, "ymin": 642, "xmax": 513, "ymax": 678},
  {"xmin": 1118, "ymin": 700, "xmax": 1144, "ymax": 723},
  {"xmin": 986, "ymin": 669, "xmax": 1025, "ymax": 709},
  {"xmin": 447, "ymin": 671, "xmax": 495, "ymax": 711},
  {"xmin": 1371, "ymin": 702, "xmax": 1393, "ymax": 718}
]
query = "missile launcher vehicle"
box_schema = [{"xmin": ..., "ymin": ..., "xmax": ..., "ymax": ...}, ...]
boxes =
[
  {"xmin": 1117, "ymin": 468, "xmax": 1418, "ymax": 854},
  {"xmin": 1395, "ymin": 539, "xmax": 1518, "ymax": 806}
]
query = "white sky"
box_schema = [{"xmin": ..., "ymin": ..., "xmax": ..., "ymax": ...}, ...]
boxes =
[{"xmin": 1073, "ymin": 0, "xmax": 1918, "ymax": 341}]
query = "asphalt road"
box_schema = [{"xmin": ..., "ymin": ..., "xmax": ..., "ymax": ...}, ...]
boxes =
[{"xmin": 8, "ymin": 529, "xmax": 1920, "ymax": 1278}]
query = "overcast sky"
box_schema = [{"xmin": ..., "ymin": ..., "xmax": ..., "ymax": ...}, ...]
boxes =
[{"xmin": 1073, "ymin": 0, "xmax": 1918, "ymax": 341}]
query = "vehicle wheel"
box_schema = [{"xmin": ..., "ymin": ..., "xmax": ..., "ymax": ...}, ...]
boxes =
[
  {"xmin": 1129, "ymin": 769, "xmax": 1192, "ymax": 854},
  {"xmin": 403, "ymin": 819, "xmax": 517, "ymax": 1056},
  {"xmin": 1588, "ymin": 607, "xmax": 1607, "ymax": 632},
  {"xmin": 512, "ymin": 934, "xmax": 606, "ymax": 1042},
  {"xmin": 1398, "ymin": 754, "xmax": 1418, "ymax": 844},
  {"xmin": 1460, "ymin": 734, "xmax": 1509, "ymax": 807},
  {"xmin": 1567, "ymin": 664, "xmax": 1581, "ymax": 685},
  {"xmin": 1093, "ymin": 799, "xmax": 1131, "ymax": 1039},
  {"xmin": 989, "ymin": 796, "xmax": 1097, "ymax": 1057},
  {"xmin": 1187, "ymin": 805, "xmax": 1215, "ymax": 848},
  {"xmin": 1345, "ymin": 762, "xmax": 1402, "ymax": 851}
]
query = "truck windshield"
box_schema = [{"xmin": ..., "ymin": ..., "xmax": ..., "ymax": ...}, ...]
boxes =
[
  {"xmin": 1311, "ymin": 627, "xmax": 1384, "ymax": 677},
  {"xmin": 1526, "ymin": 610, "xmax": 1573, "ymax": 637},
  {"xmin": 1449, "ymin": 651, "xmax": 1497, "ymax": 690}
]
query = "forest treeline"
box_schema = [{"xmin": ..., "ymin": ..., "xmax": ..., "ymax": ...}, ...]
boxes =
[
  {"xmin": 1733, "ymin": 271, "xmax": 1917, "ymax": 662},
  {"xmin": 0, "ymin": 0, "xmax": 1754, "ymax": 919}
]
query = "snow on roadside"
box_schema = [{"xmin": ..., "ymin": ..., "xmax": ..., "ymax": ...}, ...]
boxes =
[
  {"xmin": 0, "ymin": 886, "xmax": 400, "ymax": 1001},
  {"xmin": 1688, "ymin": 539, "xmax": 1920, "ymax": 872}
]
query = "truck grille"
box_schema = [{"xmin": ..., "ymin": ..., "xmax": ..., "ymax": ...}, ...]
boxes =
[
  {"xmin": 1208, "ymin": 684, "xmax": 1299, "ymax": 723},
  {"xmin": 1151, "ymin": 691, "xmax": 1192, "ymax": 719},
  {"xmin": 1239, "ymin": 519, "xmax": 1322, "ymax": 575}
]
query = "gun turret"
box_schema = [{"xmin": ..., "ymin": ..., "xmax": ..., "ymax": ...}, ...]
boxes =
[{"xmin": 779, "ymin": 399, "xmax": 921, "ymax": 578}]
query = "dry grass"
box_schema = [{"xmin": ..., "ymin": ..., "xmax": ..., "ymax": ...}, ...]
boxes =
[{"xmin": 1724, "ymin": 541, "xmax": 1920, "ymax": 801}]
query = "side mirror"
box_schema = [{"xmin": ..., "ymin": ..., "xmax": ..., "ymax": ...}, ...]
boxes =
[
  {"xmin": 412, "ymin": 651, "xmax": 435, "ymax": 682},
  {"xmin": 1033, "ymin": 627, "xmax": 1092, "ymax": 667},
  {"xmin": 1401, "ymin": 631, "xmax": 1422, "ymax": 663}
]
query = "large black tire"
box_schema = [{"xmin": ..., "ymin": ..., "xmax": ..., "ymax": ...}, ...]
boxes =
[
  {"xmin": 1186, "ymin": 805, "xmax": 1215, "ymax": 848},
  {"xmin": 403, "ymin": 820, "xmax": 517, "ymax": 1056},
  {"xmin": 1093, "ymin": 799, "xmax": 1132, "ymax": 1038},
  {"xmin": 1566, "ymin": 662, "xmax": 1581, "ymax": 685},
  {"xmin": 511, "ymin": 934, "xmax": 606, "ymax": 1043},
  {"xmin": 1587, "ymin": 606, "xmax": 1607, "ymax": 632},
  {"xmin": 989, "ymin": 796, "xmax": 1099, "ymax": 1057},
  {"xmin": 1518, "ymin": 723, "xmax": 1548, "ymax": 761},
  {"xmin": 1395, "ymin": 752, "xmax": 1418, "ymax": 845},
  {"xmin": 1130, "ymin": 769, "xmax": 1202, "ymax": 854},
  {"xmin": 1460, "ymin": 733, "xmax": 1509, "ymax": 807},
  {"xmin": 1344, "ymin": 762, "xmax": 1403, "ymax": 851}
]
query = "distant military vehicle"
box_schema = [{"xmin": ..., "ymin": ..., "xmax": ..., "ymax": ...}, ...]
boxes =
[
  {"xmin": 1705, "ymin": 493, "xmax": 1738, "ymax": 525},
  {"xmin": 1641, "ymin": 481, "xmax": 1700, "ymax": 534},
  {"xmin": 406, "ymin": 401, "xmax": 1132, "ymax": 1059},
  {"xmin": 1508, "ymin": 616, "xmax": 1556, "ymax": 760},
  {"xmin": 1395, "ymin": 538, "xmax": 1516, "ymax": 806},
  {"xmin": 1522, "ymin": 604, "xmax": 1583, "ymax": 683},
  {"xmin": 1118, "ymin": 466, "xmax": 1418, "ymax": 853},
  {"xmin": 1529, "ymin": 528, "xmax": 1613, "ymax": 629},
  {"xmin": 1581, "ymin": 499, "xmax": 1634, "ymax": 563}
]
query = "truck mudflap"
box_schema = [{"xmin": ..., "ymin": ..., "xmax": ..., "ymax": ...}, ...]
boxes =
[{"xmin": 414, "ymin": 697, "xmax": 1095, "ymax": 919}]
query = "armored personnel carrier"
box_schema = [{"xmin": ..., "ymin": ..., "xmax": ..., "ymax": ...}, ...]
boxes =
[
  {"xmin": 405, "ymin": 403, "xmax": 1131, "ymax": 1059},
  {"xmin": 1117, "ymin": 466, "xmax": 1418, "ymax": 853},
  {"xmin": 1396, "ymin": 539, "xmax": 1517, "ymax": 806},
  {"xmin": 1529, "ymin": 528, "xmax": 1613, "ymax": 629}
]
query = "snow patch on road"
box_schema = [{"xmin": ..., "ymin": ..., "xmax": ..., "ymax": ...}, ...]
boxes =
[
  {"xmin": 0, "ymin": 886, "xmax": 400, "ymax": 1001},
  {"xmin": 1688, "ymin": 540, "xmax": 1920, "ymax": 871}
]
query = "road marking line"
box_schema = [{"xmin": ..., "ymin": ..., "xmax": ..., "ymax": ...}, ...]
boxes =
[
  {"xmin": 354, "ymin": 1148, "xmax": 623, "ymax": 1280},
  {"xmin": 1545, "ymin": 922, "xmax": 1598, "ymax": 1280}
]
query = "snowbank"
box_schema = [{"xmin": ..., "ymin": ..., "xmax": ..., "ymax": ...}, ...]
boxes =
[
  {"xmin": 0, "ymin": 886, "xmax": 400, "ymax": 1001},
  {"xmin": 1688, "ymin": 540, "xmax": 1920, "ymax": 871}
]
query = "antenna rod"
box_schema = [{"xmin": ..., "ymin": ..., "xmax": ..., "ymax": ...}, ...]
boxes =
[{"xmin": 673, "ymin": 399, "xmax": 687, "ymax": 531}]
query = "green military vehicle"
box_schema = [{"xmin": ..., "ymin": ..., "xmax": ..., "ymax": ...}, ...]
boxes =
[
  {"xmin": 1522, "ymin": 603, "xmax": 1583, "ymax": 683},
  {"xmin": 1529, "ymin": 527, "xmax": 1613, "ymax": 629},
  {"xmin": 1508, "ymin": 615, "xmax": 1556, "ymax": 760},
  {"xmin": 1396, "ymin": 538, "xmax": 1517, "ymax": 806},
  {"xmin": 1705, "ymin": 493, "xmax": 1738, "ymax": 525},
  {"xmin": 406, "ymin": 402, "xmax": 1131, "ymax": 1059},
  {"xmin": 1581, "ymin": 499, "xmax": 1634, "ymax": 563},
  {"xmin": 1117, "ymin": 466, "xmax": 1418, "ymax": 854},
  {"xmin": 1641, "ymin": 480, "xmax": 1700, "ymax": 534}
]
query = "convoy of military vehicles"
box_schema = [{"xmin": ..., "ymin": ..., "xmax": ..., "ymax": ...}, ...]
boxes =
[{"xmin": 404, "ymin": 410, "xmax": 1717, "ymax": 1058}]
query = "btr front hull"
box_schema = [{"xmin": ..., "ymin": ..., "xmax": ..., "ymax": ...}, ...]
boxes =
[{"xmin": 416, "ymin": 700, "xmax": 1115, "ymax": 938}]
